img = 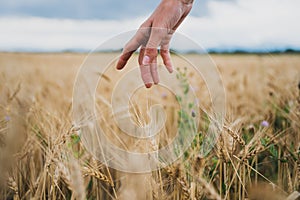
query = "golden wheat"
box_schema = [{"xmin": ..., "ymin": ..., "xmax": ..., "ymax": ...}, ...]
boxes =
[{"xmin": 0, "ymin": 52, "xmax": 299, "ymax": 200}]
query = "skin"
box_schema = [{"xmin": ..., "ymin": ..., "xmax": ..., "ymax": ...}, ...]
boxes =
[{"xmin": 116, "ymin": 0, "xmax": 194, "ymax": 88}]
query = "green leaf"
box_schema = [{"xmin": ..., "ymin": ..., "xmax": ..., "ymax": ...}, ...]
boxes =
[
  {"xmin": 175, "ymin": 95, "xmax": 182, "ymax": 103},
  {"xmin": 268, "ymin": 144, "xmax": 278, "ymax": 158},
  {"xmin": 188, "ymin": 102, "xmax": 194, "ymax": 109},
  {"xmin": 71, "ymin": 134, "xmax": 81, "ymax": 145}
]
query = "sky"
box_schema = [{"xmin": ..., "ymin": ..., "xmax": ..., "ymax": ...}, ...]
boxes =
[{"xmin": 0, "ymin": 0, "xmax": 299, "ymax": 52}]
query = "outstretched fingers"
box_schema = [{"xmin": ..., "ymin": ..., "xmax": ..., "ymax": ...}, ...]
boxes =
[
  {"xmin": 150, "ymin": 60, "xmax": 159, "ymax": 85},
  {"xmin": 116, "ymin": 50, "xmax": 135, "ymax": 70},
  {"xmin": 139, "ymin": 47, "xmax": 152, "ymax": 88},
  {"xmin": 143, "ymin": 28, "xmax": 166, "ymax": 63},
  {"xmin": 160, "ymin": 48, "xmax": 173, "ymax": 73},
  {"xmin": 116, "ymin": 25, "xmax": 150, "ymax": 70},
  {"xmin": 117, "ymin": 25, "xmax": 171, "ymax": 88},
  {"xmin": 160, "ymin": 33, "xmax": 173, "ymax": 73},
  {"xmin": 139, "ymin": 47, "xmax": 159, "ymax": 88},
  {"xmin": 139, "ymin": 28, "xmax": 167, "ymax": 87}
]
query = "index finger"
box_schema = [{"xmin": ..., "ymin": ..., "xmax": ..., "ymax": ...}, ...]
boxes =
[{"xmin": 116, "ymin": 25, "xmax": 151, "ymax": 70}]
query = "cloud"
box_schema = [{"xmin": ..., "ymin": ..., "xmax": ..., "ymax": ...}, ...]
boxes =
[
  {"xmin": 0, "ymin": 0, "xmax": 160, "ymax": 20},
  {"xmin": 179, "ymin": 0, "xmax": 300, "ymax": 50},
  {"xmin": 0, "ymin": 0, "xmax": 299, "ymax": 52},
  {"xmin": 0, "ymin": 0, "xmax": 235, "ymax": 20},
  {"xmin": 0, "ymin": 17, "xmax": 145, "ymax": 51}
]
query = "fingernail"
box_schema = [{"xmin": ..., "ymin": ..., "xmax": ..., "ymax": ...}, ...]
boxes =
[
  {"xmin": 142, "ymin": 56, "xmax": 150, "ymax": 65},
  {"xmin": 145, "ymin": 83, "xmax": 152, "ymax": 88}
]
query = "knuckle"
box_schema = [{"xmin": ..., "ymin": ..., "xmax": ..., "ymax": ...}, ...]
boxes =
[{"xmin": 145, "ymin": 48, "xmax": 158, "ymax": 57}]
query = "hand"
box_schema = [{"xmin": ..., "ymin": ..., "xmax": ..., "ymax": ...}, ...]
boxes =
[{"xmin": 116, "ymin": 0, "xmax": 193, "ymax": 88}]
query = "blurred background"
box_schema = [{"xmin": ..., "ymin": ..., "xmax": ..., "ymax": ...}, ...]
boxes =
[
  {"xmin": 0, "ymin": 0, "xmax": 300, "ymax": 52},
  {"xmin": 1, "ymin": 1, "xmax": 300, "ymax": 200}
]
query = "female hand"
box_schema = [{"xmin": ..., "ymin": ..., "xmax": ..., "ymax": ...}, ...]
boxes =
[{"xmin": 116, "ymin": 0, "xmax": 193, "ymax": 88}]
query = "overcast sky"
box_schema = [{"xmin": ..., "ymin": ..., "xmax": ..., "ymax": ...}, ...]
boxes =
[
  {"xmin": 0, "ymin": 0, "xmax": 299, "ymax": 52},
  {"xmin": 0, "ymin": 0, "xmax": 216, "ymax": 19}
]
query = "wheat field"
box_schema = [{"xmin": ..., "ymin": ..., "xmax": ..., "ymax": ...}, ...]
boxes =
[{"xmin": 0, "ymin": 52, "xmax": 299, "ymax": 200}]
